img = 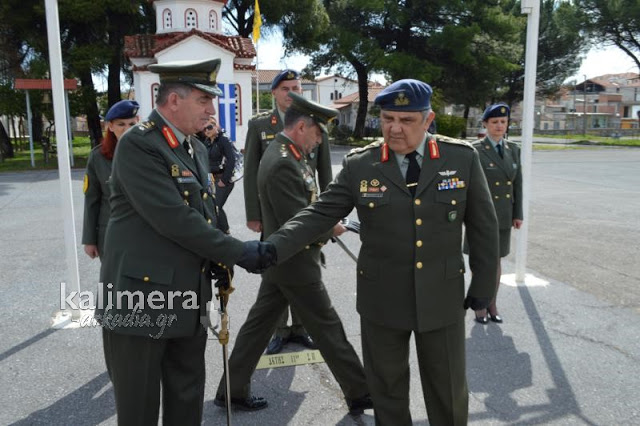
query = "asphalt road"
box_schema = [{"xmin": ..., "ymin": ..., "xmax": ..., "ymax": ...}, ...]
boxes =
[{"xmin": 0, "ymin": 145, "xmax": 638, "ymax": 425}]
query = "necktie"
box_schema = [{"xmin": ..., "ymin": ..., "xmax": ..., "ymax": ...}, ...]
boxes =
[
  {"xmin": 496, "ymin": 143, "xmax": 504, "ymax": 158},
  {"xmin": 183, "ymin": 137, "xmax": 194, "ymax": 159},
  {"xmin": 406, "ymin": 151, "xmax": 420, "ymax": 197}
]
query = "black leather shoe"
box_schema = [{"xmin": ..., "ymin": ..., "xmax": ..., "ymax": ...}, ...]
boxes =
[
  {"xmin": 266, "ymin": 336, "xmax": 287, "ymax": 354},
  {"xmin": 214, "ymin": 394, "xmax": 268, "ymax": 411},
  {"xmin": 475, "ymin": 314, "xmax": 488, "ymax": 324},
  {"xmin": 289, "ymin": 333, "xmax": 315, "ymax": 349},
  {"xmin": 487, "ymin": 311, "xmax": 503, "ymax": 323},
  {"xmin": 347, "ymin": 394, "xmax": 373, "ymax": 415}
]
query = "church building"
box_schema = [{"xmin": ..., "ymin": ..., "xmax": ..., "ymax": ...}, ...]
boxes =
[{"xmin": 124, "ymin": 0, "xmax": 256, "ymax": 146}]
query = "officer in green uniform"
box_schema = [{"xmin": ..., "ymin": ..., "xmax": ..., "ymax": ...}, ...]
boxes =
[
  {"xmin": 244, "ymin": 70, "xmax": 329, "ymax": 353},
  {"xmin": 214, "ymin": 92, "xmax": 372, "ymax": 415},
  {"xmin": 267, "ymin": 79, "xmax": 499, "ymax": 425},
  {"xmin": 98, "ymin": 58, "xmax": 275, "ymax": 426},
  {"xmin": 82, "ymin": 100, "xmax": 139, "ymax": 259},
  {"xmin": 468, "ymin": 103, "xmax": 523, "ymax": 324}
]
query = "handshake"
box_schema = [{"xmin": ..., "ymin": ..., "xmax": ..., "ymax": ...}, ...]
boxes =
[{"xmin": 236, "ymin": 241, "xmax": 277, "ymax": 274}]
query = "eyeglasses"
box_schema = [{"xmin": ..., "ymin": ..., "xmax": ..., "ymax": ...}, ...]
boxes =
[{"xmin": 205, "ymin": 124, "xmax": 215, "ymax": 131}]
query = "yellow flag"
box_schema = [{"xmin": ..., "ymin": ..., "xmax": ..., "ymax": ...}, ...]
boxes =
[{"xmin": 252, "ymin": 0, "xmax": 262, "ymax": 44}]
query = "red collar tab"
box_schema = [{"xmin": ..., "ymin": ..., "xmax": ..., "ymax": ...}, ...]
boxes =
[
  {"xmin": 381, "ymin": 143, "xmax": 389, "ymax": 162},
  {"xmin": 288, "ymin": 143, "xmax": 302, "ymax": 160},
  {"xmin": 162, "ymin": 126, "xmax": 180, "ymax": 149},
  {"xmin": 428, "ymin": 138, "xmax": 440, "ymax": 159},
  {"xmin": 271, "ymin": 115, "xmax": 278, "ymax": 126}
]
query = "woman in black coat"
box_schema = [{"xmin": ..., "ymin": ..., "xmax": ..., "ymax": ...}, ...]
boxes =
[{"xmin": 202, "ymin": 116, "xmax": 236, "ymax": 234}]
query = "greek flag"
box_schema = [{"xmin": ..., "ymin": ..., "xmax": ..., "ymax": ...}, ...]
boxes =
[{"xmin": 217, "ymin": 83, "xmax": 236, "ymax": 142}]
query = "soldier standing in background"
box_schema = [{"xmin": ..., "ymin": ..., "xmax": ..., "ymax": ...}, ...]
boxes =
[
  {"xmin": 82, "ymin": 100, "xmax": 139, "ymax": 259},
  {"xmin": 468, "ymin": 103, "xmax": 523, "ymax": 324}
]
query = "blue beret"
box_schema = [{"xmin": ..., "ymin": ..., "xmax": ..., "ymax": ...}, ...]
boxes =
[
  {"xmin": 482, "ymin": 103, "xmax": 510, "ymax": 121},
  {"xmin": 374, "ymin": 79, "xmax": 432, "ymax": 111},
  {"xmin": 271, "ymin": 69, "xmax": 300, "ymax": 90},
  {"xmin": 105, "ymin": 100, "xmax": 140, "ymax": 121}
]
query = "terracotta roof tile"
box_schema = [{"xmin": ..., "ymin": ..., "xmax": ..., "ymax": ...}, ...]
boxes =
[{"xmin": 124, "ymin": 29, "xmax": 256, "ymax": 60}]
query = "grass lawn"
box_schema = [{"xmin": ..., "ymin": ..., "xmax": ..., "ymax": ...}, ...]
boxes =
[
  {"xmin": 0, "ymin": 137, "xmax": 92, "ymax": 173},
  {"xmin": 534, "ymin": 133, "xmax": 640, "ymax": 146}
]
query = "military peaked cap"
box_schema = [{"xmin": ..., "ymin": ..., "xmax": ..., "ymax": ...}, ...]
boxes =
[
  {"xmin": 149, "ymin": 58, "xmax": 223, "ymax": 97},
  {"xmin": 287, "ymin": 92, "xmax": 338, "ymax": 134},
  {"xmin": 375, "ymin": 79, "xmax": 432, "ymax": 111}
]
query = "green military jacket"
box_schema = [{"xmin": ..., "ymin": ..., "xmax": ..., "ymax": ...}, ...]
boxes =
[
  {"xmin": 82, "ymin": 146, "xmax": 112, "ymax": 255},
  {"xmin": 243, "ymin": 107, "xmax": 333, "ymax": 223},
  {"xmin": 258, "ymin": 134, "xmax": 333, "ymax": 285},
  {"xmin": 268, "ymin": 135, "xmax": 499, "ymax": 332},
  {"xmin": 98, "ymin": 110, "xmax": 245, "ymax": 339},
  {"xmin": 473, "ymin": 137, "xmax": 523, "ymax": 229}
]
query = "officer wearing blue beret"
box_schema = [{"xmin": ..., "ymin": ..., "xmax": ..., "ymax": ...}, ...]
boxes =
[
  {"xmin": 267, "ymin": 79, "xmax": 499, "ymax": 425},
  {"xmin": 467, "ymin": 103, "xmax": 523, "ymax": 324},
  {"xmin": 97, "ymin": 58, "xmax": 275, "ymax": 425},
  {"xmin": 244, "ymin": 68, "xmax": 330, "ymax": 354},
  {"xmin": 82, "ymin": 99, "xmax": 139, "ymax": 260}
]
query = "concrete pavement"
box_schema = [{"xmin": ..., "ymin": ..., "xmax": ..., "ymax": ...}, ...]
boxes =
[{"xmin": 0, "ymin": 146, "xmax": 638, "ymax": 425}]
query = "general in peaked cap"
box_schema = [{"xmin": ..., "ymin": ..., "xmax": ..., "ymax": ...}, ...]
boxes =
[
  {"xmin": 149, "ymin": 58, "xmax": 223, "ymax": 97},
  {"xmin": 271, "ymin": 69, "xmax": 300, "ymax": 90},
  {"xmin": 105, "ymin": 100, "xmax": 139, "ymax": 122},
  {"xmin": 374, "ymin": 79, "xmax": 433, "ymax": 111},
  {"xmin": 287, "ymin": 91, "xmax": 338, "ymax": 134},
  {"xmin": 482, "ymin": 103, "xmax": 510, "ymax": 121}
]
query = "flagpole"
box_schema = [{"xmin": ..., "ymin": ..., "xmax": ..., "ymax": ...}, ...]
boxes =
[{"xmin": 253, "ymin": 0, "xmax": 262, "ymax": 115}]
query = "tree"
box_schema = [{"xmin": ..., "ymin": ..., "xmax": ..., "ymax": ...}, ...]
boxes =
[
  {"xmin": 577, "ymin": 0, "xmax": 640, "ymax": 72},
  {"xmin": 501, "ymin": 0, "xmax": 588, "ymax": 107}
]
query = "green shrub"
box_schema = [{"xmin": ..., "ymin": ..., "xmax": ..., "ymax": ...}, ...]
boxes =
[{"xmin": 435, "ymin": 115, "xmax": 466, "ymax": 138}]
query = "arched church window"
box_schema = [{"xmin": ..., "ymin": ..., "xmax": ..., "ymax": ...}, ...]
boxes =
[
  {"xmin": 185, "ymin": 9, "xmax": 197, "ymax": 29},
  {"xmin": 209, "ymin": 10, "xmax": 217, "ymax": 30},
  {"xmin": 163, "ymin": 9, "xmax": 172, "ymax": 29}
]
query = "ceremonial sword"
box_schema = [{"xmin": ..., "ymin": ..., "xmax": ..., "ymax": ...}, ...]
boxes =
[{"xmin": 332, "ymin": 218, "xmax": 361, "ymax": 263}]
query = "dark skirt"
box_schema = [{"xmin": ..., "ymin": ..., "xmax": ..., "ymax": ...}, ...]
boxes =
[{"xmin": 463, "ymin": 228, "xmax": 511, "ymax": 258}]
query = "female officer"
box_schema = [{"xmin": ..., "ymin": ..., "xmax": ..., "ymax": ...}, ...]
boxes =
[
  {"xmin": 470, "ymin": 103, "xmax": 523, "ymax": 324},
  {"xmin": 82, "ymin": 100, "xmax": 139, "ymax": 259}
]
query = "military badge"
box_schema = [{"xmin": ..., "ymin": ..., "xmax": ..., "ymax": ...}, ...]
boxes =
[
  {"xmin": 360, "ymin": 180, "xmax": 368, "ymax": 192},
  {"xmin": 181, "ymin": 170, "xmax": 193, "ymax": 177},
  {"xmin": 448, "ymin": 211, "xmax": 457, "ymax": 222},
  {"xmin": 171, "ymin": 164, "xmax": 180, "ymax": 177},
  {"xmin": 394, "ymin": 92, "xmax": 410, "ymax": 106},
  {"xmin": 437, "ymin": 177, "xmax": 466, "ymax": 191},
  {"xmin": 271, "ymin": 115, "xmax": 277, "ymax": 125},
  {"xmin": 428, "ymin": 139, "xmax": 440, "ymax": 159},
  {"xmin": 380, "ymin": 143, "xmax": 389, "ymax": 162},
  {"xmin": 438, "ymin": 170, "xmax": 457, "ymax": 177},
  {"xmin": 370, "ymin": 179, "xmax": 380, "ymax": 187},
  {"xmin": 162, "ymin": 125, "xmax": 180, "ymax": 149}
]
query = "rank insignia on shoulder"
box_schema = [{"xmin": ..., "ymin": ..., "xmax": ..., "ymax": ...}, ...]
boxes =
[
  {"xmin": 83, "ymin": 174, "xmax": 89, "ymax": 193},
  {"xmin": 171, "ymin": 164, "xmax": 180, "ymax": 177},
  {"xmin": 138, "ymin": 120, "xmax": 155, "ymax": 131}
]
